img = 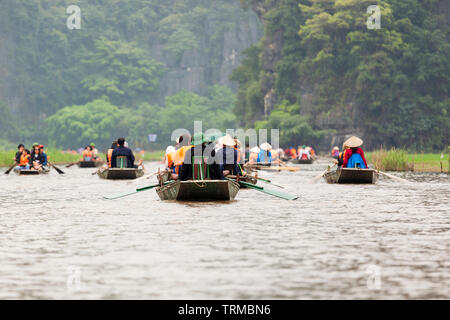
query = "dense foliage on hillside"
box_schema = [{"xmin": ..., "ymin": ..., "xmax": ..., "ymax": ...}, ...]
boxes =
[
  {"xmin": 233, "ymin": 0, "xmax": 449, "ymax": 151},
  {"xmin": 0, "ymin": 0, "xmax": 259, "ymax": 149}
]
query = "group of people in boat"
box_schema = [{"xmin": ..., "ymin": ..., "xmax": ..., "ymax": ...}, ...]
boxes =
[
  {"xmin": 333, "ymin": 136, "xmax": 368, "ymax": 169},
  {"xmin": 13, "ymin": 143, "xmax": 48, "ymax": 172},
  {"xmin": 104, "ymin": 138, "xmax": 143, "ymax": 169},
  {"xmin": 163, "ymin": 133, "xmax": 286, "ymax": 181},
  {"xmin": 284, "ymin": 145, "xmax": 316, "ymax": 160},
  {"xmin": 80, "ymin": 143, "xmax": 100, "ymax": 162}
]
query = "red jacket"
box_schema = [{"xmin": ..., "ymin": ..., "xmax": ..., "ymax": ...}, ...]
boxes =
[{"xmin": 342, "ymin": 147, "xmax": 368, "ymax": 168}]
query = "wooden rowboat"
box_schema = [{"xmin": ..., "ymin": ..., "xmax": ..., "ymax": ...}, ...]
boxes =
[
  {"xmin": 290, "ymin": 159, "xmax": 314, "ymax": 164},
  {"xmin": 97, "ymin": 168, "xmax": 144, "ymax": 180},
  {"xmin": 323, "ymin": 168, "xmax": 378, "ymax": 184},
  {"xmin": 78, "ymin": 160, "xmax": 103, "ymax": 168},
  {"xmin": 14, "ymin": 168, "xmax": 50, "ymax": 175},
  {"xmin": 156, "ymin": 180, "xmax": 240, "ymax": 201}
]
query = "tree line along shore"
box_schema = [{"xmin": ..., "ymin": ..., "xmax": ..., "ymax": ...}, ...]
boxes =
[{"xmin": 1, "ymin": 148, "xmax": 448, "ymax": 173}]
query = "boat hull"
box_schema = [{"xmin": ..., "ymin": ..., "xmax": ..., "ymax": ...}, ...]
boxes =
[
  {"xmin": 78, "ymin": 161, "xmax": 103, "ymax": 168},
  {"xmin": 15, "ymin": 169, "xmax": 50, "ymax": 175},
  {"xmin": 156, "ymin": 180, "xmax": 240, "ymax": 201},
  {"xmin": 323, "ymin": 168, "xmax": 378, "ymax": 184},
  {"xmin": 290, "ymin": 159, "xmax": 314, "ymax": 164},
  {"xmin": 98, "ymin": 168, "xmax": 144, "ymax": 180}
]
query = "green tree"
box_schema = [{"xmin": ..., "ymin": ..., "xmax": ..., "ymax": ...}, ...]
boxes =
[
  {"xmin": 80, "ymin": 40, "xmax": 166, "ymax": 107},
  {"xmin": 46, "ymin": 99, "xmax": 128, "ymax": 149}
]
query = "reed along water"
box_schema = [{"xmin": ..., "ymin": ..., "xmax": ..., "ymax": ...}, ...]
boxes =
[{"xmin": 0, "ymin": 159, "xmax": 448, "ymax": 299}]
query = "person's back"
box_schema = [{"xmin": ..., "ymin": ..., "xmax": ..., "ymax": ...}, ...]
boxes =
[
  {"xmin": 111, "ymin": 138, "xmax": 135, "ymax": 168},
  {"xmin": 179, "ymin": 133, "xmax": 223, "ymax": 181}
]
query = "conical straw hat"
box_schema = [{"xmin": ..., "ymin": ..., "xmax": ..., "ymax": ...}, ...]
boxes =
[
  {"xmin": 260, "ymin": 142, "xmax": 272, "ymax": 151},
  {"xmin": 344, "ymin": 136, "xmax": 363, "ymax": 148},
  {"xmin": 218, "ymin": 135, "xmax": 236, "ymax": 147},
  {"xmin": 250, "ymin": 146, "xmax": 260, "ymax": 153}
]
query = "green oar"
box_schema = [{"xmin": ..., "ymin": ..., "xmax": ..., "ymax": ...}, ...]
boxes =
[
  {"xmin": 235, "ymin": 180, "xmax": 298, "ymax": 200},
  {"xmin": 103, "ymin": 181, "xmax": 173, "ymax": 200}
]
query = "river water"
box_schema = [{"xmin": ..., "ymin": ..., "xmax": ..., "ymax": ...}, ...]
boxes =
[{"xmin": 0, "ymin": 159, "xmax": 448, "ymax": 299}]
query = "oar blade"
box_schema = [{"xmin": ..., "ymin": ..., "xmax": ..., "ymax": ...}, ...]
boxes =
[
  {"xmin": 237, "ymin": 180, "xmax": 298, "ymax": 200},
  {"xmin": 103, "ymin": 190, "xmax": 138, "ymax": 200}
]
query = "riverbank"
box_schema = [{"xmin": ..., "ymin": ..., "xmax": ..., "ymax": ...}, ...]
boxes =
[
  {"xmin": 0, "ymin": 150, "xmax": 165, "ymax": 167},
  {"xmin": 365, "ymin": 151, "xmax": 449, "ymax": 173}
]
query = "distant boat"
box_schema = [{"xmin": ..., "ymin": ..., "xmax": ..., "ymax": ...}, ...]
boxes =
[
  {"xmin": 97, "ymin": 168, "xmax": 144, "ymax": 180},
  {"xmin": 78, "ymin": 160, "xmax": 103, "ymax": 168},
  {"xmin": 156, "ymin": 180, "xmax": 240, "ymax": 201},
  {"xmin": 290, "ymin": 159, "xmax": 314, "ymax": 164},
  {"xmin": 323, "ymin": 168, "xmax": 378, "ymax": 184}
]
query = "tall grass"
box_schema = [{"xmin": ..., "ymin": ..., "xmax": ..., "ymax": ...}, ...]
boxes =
[{"xmin": 370, "ymin": 148, "xmax": 410, "ymax": 171}]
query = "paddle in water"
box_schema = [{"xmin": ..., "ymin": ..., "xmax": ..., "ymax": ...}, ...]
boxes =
[
  {"xmin": 104, "ymin": 181, "xmax": 173, "ymax": 200},
  {"xmin": 66, "ymin": 161, "xmax": 80, "ymax": 168},
  {"xmin": 48, "ymin": 161, "xmax": 65, "ymax": 174},
  {"xmin": 310, "ymin": 163, "xmax": 337, "ymax": 183},
  {"xmin": 377, "ymin": 170, "xmax": 409, "ymax": 183},
  {"xmin": 4, "ymin": 162, "xmax": 16, "ymax": 175},
  {"xmin": 230, "ymin": 179, "xmax": 298, "ymax": 200}
]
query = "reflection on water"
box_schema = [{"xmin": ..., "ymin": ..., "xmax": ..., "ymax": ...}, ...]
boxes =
[{"xmin": 0, "ymin": 159, "xmax": 449, "ymax": 299}]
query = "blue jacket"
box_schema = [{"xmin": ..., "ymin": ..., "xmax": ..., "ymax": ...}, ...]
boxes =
[
  {"xmin": 257, "ymin": 150, "xmax": 272, "ymax": 163},
  {"xmin": 40, "ymin": 152, "xmax": 48, "ymax": 166},
  {"xmin": 111, "ymin": 146, "xmax": 135, "ymax": 168},
  {"xmin": 216, "ymin": 147, "xmax": 242, "ymax": 176}
]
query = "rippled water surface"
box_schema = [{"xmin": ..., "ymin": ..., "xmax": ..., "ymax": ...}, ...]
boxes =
[{"xmin": 0, "ymin": 159, "xmax": 449, "ymax": 299}]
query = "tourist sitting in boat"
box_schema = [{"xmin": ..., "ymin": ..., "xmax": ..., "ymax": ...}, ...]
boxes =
[
  {"xmin": 14, "ymin": 144, "xmax": 25, "ymax": 164},
  {"xmin": 30, "ymin": 145, "xmax": 45, "ymax": 171},
  {"xmin": 29, "ymin": 142, "xmax": 39, "ymax": 160},
  {"xmin": 289, "ymin": 147, "xmax": 297, "ymax": 159},
  {"xmin": 332, "ymin": 146, "xmax": 340, "ymax": 159},
  {"xmin": 179, "ymin": 133, "xmax": 223, "ymax": 181},
  {"xmin": 257, "ymin": 143, "xmax": 272, "ymax": 163},
  {"xmin": 111, "ymin": 137, "xmax": 135, "ymax": 168},
  {"xmin": 298, "ymin": 145, "xmax": 311, "ymax": 160},
  {"xmin": 308, "ymin": 146, "xmax": 316, "ymax": 158},
  {"xmin": 335, "ymin": 143, "xmax": 348, "ymax": 168},
  {"xmin": 170, "ymin": 134, "xmax": 192, "ymax": 180},
  {"xmin": 38, "ymin": 145, "xmax": 48, "ymax": 168},
  {"xmin": 248, "ymin": 146, "xmax": 260, "ymax": 164},
  {"xmin": 216, "ymin": 135, "xmax": 242, "ymax": 177},
  {"xmin": 106, "ymin": 140, "xmax": 118, "ymax": 168},
  {"xmin": 164, "ymin": 146, "xmax": 175, "ymax": 171},
  {"xmin": 14, "ymin": 149, "xmax": 31, "ymax": 171},
  {"xmin": 341, "ymin": 136, "xmax": 368, "ymax": 169},
  {"xmin": 82, "ymin": 146, "xmax": 93, "ymax": 161},
  {"xmin": 90, "ymin": 143, "xmax": 99, "ymax": 159}
]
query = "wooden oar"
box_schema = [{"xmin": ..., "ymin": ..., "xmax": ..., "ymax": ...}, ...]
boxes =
[
  {"xmin": 310, "ymin": 163, "xmax": 336, "ymax": 183},
  {"xmin": 104, "ymin": 182, "xmax": 172, "ymax": 200},
  {"xmin": 377, "ymin": 170, "xmax": 409, "ymax": 183},
  {"xmin": 4, "ymin": 162, "xmax": 16, "ymax": 175},
  {"xmin": 229, "ymin": 179, "xmax": 298, "ymax": 200},
  {"xmin": 66, "ymin": 161, "xmax": 80, "ymax": 168},
  {"xmin": 48, "ymin": 162, "xmax": 65, "ymax": 174}
]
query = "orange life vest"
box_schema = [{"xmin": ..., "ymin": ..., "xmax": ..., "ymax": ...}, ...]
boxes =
[
  {"xmin": 166, "ymin": 152, "xmax": 174, "ymax": 169},
  {"xmin": 107, "ymin": 149, "xmax": 114, "ymax": 168},
  {"xmin": 83, "ymin": 150, "xmax": 92, "ymax": 160},
  {"xmin": 20, "ymin": 154, "xmax": 30, "ymax": 166},
  {"xmin": 173, "ymin": 145, "xmax": 192, "ymax": 174}
]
